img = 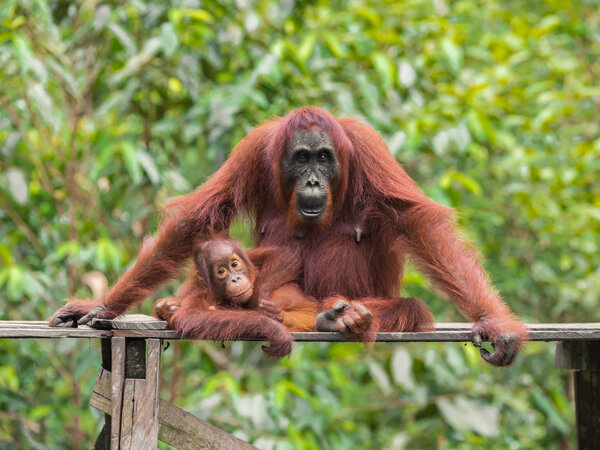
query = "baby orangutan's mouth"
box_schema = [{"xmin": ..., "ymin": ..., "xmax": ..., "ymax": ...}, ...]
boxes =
[{"xmin": 230, "ymin": 288, "xmax": 253, "ymax": 303}]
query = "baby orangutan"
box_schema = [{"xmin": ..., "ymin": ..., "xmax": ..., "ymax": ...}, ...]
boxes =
[{"xmin": 155, "ymin": 231, "xmax": 314, "ymax": 358}]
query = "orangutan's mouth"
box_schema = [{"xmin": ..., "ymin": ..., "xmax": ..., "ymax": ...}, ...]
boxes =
[
  {"xmin": 299, "ymin": 207, "xmax": 325, "ymax": 221},
  {"xmin": 231, "ymin": 288, "xmax": 251, "ymax": 301}
]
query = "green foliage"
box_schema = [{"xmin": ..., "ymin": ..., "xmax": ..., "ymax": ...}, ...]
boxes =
[{"xmin": 1, "ymin": 0, "xmax": 598, "ymax": 447}]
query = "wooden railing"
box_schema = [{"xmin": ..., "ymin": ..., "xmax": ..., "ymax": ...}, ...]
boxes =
[{"xmin": 1, "ymin": 316, "xmax": 598, "ymax": 449}]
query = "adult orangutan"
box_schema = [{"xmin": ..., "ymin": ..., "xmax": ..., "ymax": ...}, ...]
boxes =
[{"xmin": 50, "ymin": 106, "xmax": 528, "ymax": 366}]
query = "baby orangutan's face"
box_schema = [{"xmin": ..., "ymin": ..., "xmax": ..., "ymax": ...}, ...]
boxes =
[{"xmin": 198, "ymin": 240, "xmax": 255, "ymax": 305}]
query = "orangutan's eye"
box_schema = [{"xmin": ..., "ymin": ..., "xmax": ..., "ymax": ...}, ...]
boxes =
[{"xmin": 296, "ymin": 151, "xmax": 309, "ymax": 163}]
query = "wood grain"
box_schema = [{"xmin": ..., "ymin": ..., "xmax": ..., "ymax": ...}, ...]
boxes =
[
  {"xmin": 555, "ymin": 341, "xmax": 600, "ymax": 449},
  {"xmin": 110, "ymin": 337, "xmax": 126, "ymax": 449},
  {"xmin": 91, "ymin": 368, "xmax": 256, "ymax": 449},
  {"xmin": 119, "ymin": 339, "xmax": 160, "ymax": 449},
  {"xmin": 556, "ymin": 341, "xmax": 600, "ymax": 371},
  {"xmin": 92, "ymin": 314, "xmax": 167, "ymax": 330},
  {"xmin": 0, "ymin": 327, "xmax": 112, "ymax": 338},
  {"xmin": 2, "ymin": 318, "xmax": 600, "ymax": 342},
  {"xmin": 573, "ymin": 370, "xmax": 600, "ymax": 449}
]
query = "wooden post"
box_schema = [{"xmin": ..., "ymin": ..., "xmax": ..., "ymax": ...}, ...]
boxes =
[
  {"xmin": 556, "ymin": 341, "xmax": 600, "ymax": 449},
  {"xmin": 110, "ymin": 337, "xmax": 161, "ymax": 449},
  {"xmin": 93, "ymin": 339, "xmax": 112, "ymax": 449}
]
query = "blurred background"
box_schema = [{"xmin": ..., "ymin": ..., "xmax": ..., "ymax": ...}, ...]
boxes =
[{"xmin": 0, "ymin": 0, "xmax": 599, "ymax": 448}]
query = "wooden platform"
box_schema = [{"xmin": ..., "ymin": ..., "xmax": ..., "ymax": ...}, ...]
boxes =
[
  {"xmin": 2, "ymin": 316, "xmax": 599, "ymax": 449},
  {"xmin": 2, "ymin": 317, "xmax": 600, "ymax": 342}
]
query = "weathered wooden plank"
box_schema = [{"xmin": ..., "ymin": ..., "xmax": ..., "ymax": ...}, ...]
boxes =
[
  {"xmin": 4, "ymin": 328, "xmax": 600, "ymax": 341},
  {"xmin": 3, "ymin": 329, "xmax": 600, "ymax": 341},
  {"xmin": 555, "ymin": 341, "xmax": 600, "ymax": 449},
  {"xmin": 92, "ymin": 314, "xmax": 167, "ymax": 330},
  {"xmin": 291, "ymin": 329, "xmax": 600, "ymax": 342},
  {"xmin": 118, "ymin": 339, "xmax": 160, "ymax": 449},
  {"xmin": 3, "ymin": 319, "xmax": 600, "ymax": 341},
  {"xmin": 0, "ymin": 327, "xmax": 112, "ymax": 338},
  {"xmin": 110, "ymin": 337, "xmax": 126, "ymax": 449},
  {"xmin": 145, "ymin": 339, "xmax": 161, "ymax": 445},
  {"xmin": 9, "ymin": 320, "xmax": 599, "ymax": 330},
  {"xmin": 556, "ymin": 341, "xmax": 600, "ymax": 370},
  {"xmin": 158, "ymin": 393, "xmax": 256, "ymax": 450},
  {"xmin": 91, "ymin": 368, "xmax": 256, "ymax": 449},
  {"xmin": 435, "ymin": 322, "xmax": 600, "ymax": 331},
  {"xmin": 89, "ymin": 368, "xmax": 112, "ymax": 414},
  {"xmin": 573, "ymin": 370, "xmax": 600, "ymax": 448},
  {"xmin": 12, "ymin": 320, "xmax": 600, "ymax": 330},
  {"xmin": 110, "ymin": 326, "xmax": 600, "ymax": 342},
  {"xmin": 0, "ymin": 321, "xmax": 51, "ymax": 327},
  {"xmin": 112, "ymin": 329, "xmax": 181, "ymax": 339},
  {"xmin": 98, "ymin": 339, "xmax": 111, "ymax": 449}
]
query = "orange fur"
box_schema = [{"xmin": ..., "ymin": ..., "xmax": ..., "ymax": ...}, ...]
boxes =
[
  {"xmin": 50, "ymin": 107, "xmax": 527, "ymax": 364},
  {"xmin": 155, "ymin": 239, "xmax": 314, "ymax": 358}
]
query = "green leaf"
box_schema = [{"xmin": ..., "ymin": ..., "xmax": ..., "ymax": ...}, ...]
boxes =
[
  {"xmin": 367, "ymin": 361, "xmax": 392, "ymax": 395},
  {"xmin": 298, "ymin": 33, "xmax": 317, "ymax": 62},
  {"xmin": 160, "ymin": 22, "xmax": 179, "ymax": 58},
  {"xmin": 372, "ymin": 52, "xmax": 394, "ymax": 92},
  {"xmin": 6, "ymin": 265, "xmax": 24, "ymax": 300},
  {"xmin": 324, "ymin": 32, "xmax": 345, "ymax": 58},
  {"xmin": 54, "ymin": 240, "xmax": 80, "ymax": 260},
  {"xmin": 437, "ymin": 397, "xmax": 499, "ymax": 437},
  {"xmin": 0, "ymin": 245, "xmax": 12, "ymax": 266},
  {"xmin": 109, "ymin": 37, "xmax": 163, "ymax": 85},
  {"xmin": 391, "ymin": 349, "xmax": 414, "ymax": 389},
  {"xmin": 28, "ymin": 405, "xmax": 52, "ymax": 421},
  {"xmin": 536, "ymin": 15, "xmax": 560, "ymax": 36},
  {"xmin": 137, "ymin": 150, "xmax": 160, "ymax": 184},
  {"xmin": 403, "ymin": 272, "xmax": 426, "ymax": 286},
  {"xmin": 398, "ymin": 61, "xmax": 416, "ymax": 87},
  {"xmin": 93, "ymin": 4, "xmax": 110, "ymax": 30},
  {"xmin": 4, "ymin": 168, "xmax": 28, "ymax": 204},
  {"xmin": 181, "ymin": 8, "xmax": 213, "ymax": 23},
  {"xmin": 0, "ymin": 267, "xmax": 9, "ymax": 289},
  {"xmin": 531, "ymin": 392, "xmax": 570, "ymax": 434},
  {"xmin": 30, "ymin": 83, "xmax": 59, "ymax": 131},
  {"xmin": 108, "ymin": 23, "xmax": 137, "ymax": 55},
  {"xmin": 466, "ymin": 110, "xmax": 494, "ymax": 144},
  {"xmin": 12, "ymin": 34, "xmax": 32, "ymax": 73},
  {"xmin": 387, "ymin": 131, "xmax": 406, "ymax": 156},
  {"xmin": 440, "ymin": 169, "xmax": 482, "ymax": 196},
  {"xmin": 95, "ymin": 238, "xmax": 121, "ymax": 272},
  {"xmin": 275, "ymin": 380, "xmax": 309, "ymax": 409},
  {"xmin": 121, "ymin": 142, "xmax": 143, "ymax": 184},
  {"xmin": 441, "ymin": 39, "xmax": 463, "ymax": 74},
  {"xmin": 0, "ymin": 365, "xmax": 19, "ymax": 390}
]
